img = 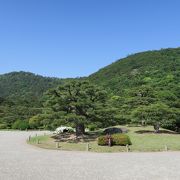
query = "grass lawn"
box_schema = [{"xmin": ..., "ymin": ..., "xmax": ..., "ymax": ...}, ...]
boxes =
[{"xmin": 28, "ymin": 126, "xmax": 180, "ymax": 152}]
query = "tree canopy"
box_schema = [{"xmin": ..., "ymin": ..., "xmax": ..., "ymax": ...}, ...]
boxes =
[{"xmin": 44, "ymin": 81, "xmax": 108, "ymax": 135}]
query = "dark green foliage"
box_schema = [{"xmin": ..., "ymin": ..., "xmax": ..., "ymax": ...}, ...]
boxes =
[
  {"xmin": 43, "ymin": 80, "xmax": 109, "ymax": 135},
  {"xmin": 12, "ymin": 120, "xmax": 29, "ymax": 130},
  {"xmin": 0, "ymin": 71, "xmax": 67, "ymax": 128},
  {"xmin": 0, "ymin": 71, "xmax": 64, "ymax": 106},
  {"xmin": 98, "ymin": 134, "xmax": 132, "ymax": 146},
  {"xmin": 131, "ymin": 103, "xmax": 178, "ymax": 130},
  {"xmin": 88, "ymin": 124, "xmax": 98, "ymax": 131},
  {"xmin": 0, "ymin": 101, "xmax": 43, "ymax": 128},
  {"xmin": 29, "ymin": 113, "xmax": 63, "ymax": 130},
  {"xmin": 0, "ymin": 123, "xmax": 8, "ymax": 129}
]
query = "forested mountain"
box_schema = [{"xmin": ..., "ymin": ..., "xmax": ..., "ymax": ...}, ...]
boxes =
[
  {"xmin": 89, "ymin": 48, "xmax": 180, "ymax": 130},
  {"xmin": 0, "ymin": 48, "xmax": 180, "ymax": 130},
  {"xmin": 0, "ymin": 72, "xmax": 67, "ymax": 129},
  {"xmin": 89, "ymin": 48, "xmax": 180, "ymax": 96},
  {"xmin": 0, "ymin": 71, "xmax": 63, "ymax": 106}
]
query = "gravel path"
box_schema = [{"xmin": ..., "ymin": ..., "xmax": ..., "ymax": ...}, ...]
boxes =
[{"xmin": 0, "ymin": 131, "xmax": 180, "ymax": 180}]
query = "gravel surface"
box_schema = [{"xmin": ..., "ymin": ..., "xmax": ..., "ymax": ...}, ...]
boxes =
[{"xmin": 0, "ymin": 131, "xmax": 180, "ymax": 180}]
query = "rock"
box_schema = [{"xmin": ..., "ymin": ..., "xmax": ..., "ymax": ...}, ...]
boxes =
[{"xmin": 103, "ymin": 127, "xmax": 128, "ymax": 135}]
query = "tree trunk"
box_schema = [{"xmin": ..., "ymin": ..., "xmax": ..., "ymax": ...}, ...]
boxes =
[{"xmin": 76, "ymin": 123, "xmax": 85, "ymax": 136}]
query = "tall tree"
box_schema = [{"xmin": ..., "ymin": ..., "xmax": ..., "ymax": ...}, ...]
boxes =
[
  {"xmin": 132, "ymin": 103, "xmax": 178, "ymax": 132},
  {"xmin": 44, "ymin": 81, "xmax": 108, "ymax": 136}
]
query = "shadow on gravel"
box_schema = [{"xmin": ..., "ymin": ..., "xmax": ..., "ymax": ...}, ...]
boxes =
[{"xmin": 51, "ymin": 132, "xmax": 99, "ymax": 143}]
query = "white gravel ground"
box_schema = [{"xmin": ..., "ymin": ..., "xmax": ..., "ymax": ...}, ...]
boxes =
[{"xmin": 0, "ymin": 131, "xmax": 180, "ymax": 180}]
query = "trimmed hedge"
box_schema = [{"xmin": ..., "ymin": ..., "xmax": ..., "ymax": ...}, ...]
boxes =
[
  {"xmin": 98, "ymin": 134, "xmax": 132, "ymax": 146},
  {"xmin": 98, "ymin": 135, "xmax": 112, "ymax": 146},
  {"xmin": 112, "ymin": 134, "xmax": 132, "ymax": 146}
]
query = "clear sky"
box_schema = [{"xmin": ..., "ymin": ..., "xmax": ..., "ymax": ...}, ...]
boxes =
[{"xmin": 0, "ymin": 0, "xmax": 180, "ymax": 78}]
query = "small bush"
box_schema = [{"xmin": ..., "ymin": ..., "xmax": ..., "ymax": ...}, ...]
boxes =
[
  {"xmin": 112, "ymin": 134, "xmax": 132, "ymax": 146},
  {"xmin": 98, "ymin": 135, "xmax": 110, "ymax": 146},
  {"xmin": 98, "ymin": 134, "xmax": 132, "ymax": 146},
  {"xmin": 0, "ymin": 123, "xmax": 8, "ymax": 129},
  {"xmin": 12, "ymin": 120, "xmax": 29, "ymax": 130},
  {"xmin": 88, "ymin": 124, "xmax": 98, "ymax": 131}
]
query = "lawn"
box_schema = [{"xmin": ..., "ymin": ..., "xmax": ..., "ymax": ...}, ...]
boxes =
[{"xmin": 28, "ymin": 126, "xmax": 180, "ymax": 152}]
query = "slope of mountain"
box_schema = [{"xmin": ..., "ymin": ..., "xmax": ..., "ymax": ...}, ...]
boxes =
[
  {"xmin": 89, "ymin": 48, "xmax": 180, "ymax": 98},
  {"xmin": 0, "ymin": 71, "xmax": 63, "ymax": 106},
  {"xmin": 0, "ymin": 71, "xmax": 67, "ymax": 128}
]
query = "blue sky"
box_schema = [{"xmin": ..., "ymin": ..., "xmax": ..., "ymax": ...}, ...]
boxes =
[{"xmin": 0, "ymin": 0, "xmax": 180, "ymax": 78}]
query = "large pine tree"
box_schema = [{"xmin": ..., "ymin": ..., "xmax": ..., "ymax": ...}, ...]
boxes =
[{"xmin": 44, "ymin": 81, "xmax": 108, "ymax": 136}]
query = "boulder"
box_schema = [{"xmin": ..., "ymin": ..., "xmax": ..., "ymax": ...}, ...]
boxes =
[{"xmin": 103, "ymin": 127, "xmax": 128, "ymax": 135}]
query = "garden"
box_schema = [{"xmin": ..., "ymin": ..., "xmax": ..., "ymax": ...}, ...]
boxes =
[{"xmin": 28, "ymin": 125, "xmax": 180, "ymax": 152}]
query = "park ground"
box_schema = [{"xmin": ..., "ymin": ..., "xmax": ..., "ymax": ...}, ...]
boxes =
[{"xmin": 29, "ymin": 126, "xmax": 180, "ymax": 152}]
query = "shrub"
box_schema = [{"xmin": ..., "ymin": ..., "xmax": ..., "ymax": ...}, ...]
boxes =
[
  {"xmin": 98, "ymin": 134, "xmax": 132, "ymax": 146},
  {"xmin": 98, "ymin": 135, "xmax": 110, "ymax": 146},
  {"xmin": 0, "ymin": 123, "xmax": 8, "ymax": 129},
  {"xmin": 88, "ymin": 124, "xmax": 98, "ymax": 131},
  {"xmin": 29, "ymin": 115, "xmax": 42, "ymax": 129},
  {"xmin": 112, "ymin": 134, "xmax": 132, "ymax": 146},
  {"xmin": 12, "ymin": 120, "xmax": 29, "ymax": 130}
]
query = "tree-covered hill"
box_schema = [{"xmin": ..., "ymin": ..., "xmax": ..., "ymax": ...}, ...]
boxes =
[
  {"xmin": 0, "ymin": 48, "xmax": 180, "ymax": 130},
  {"xmin": 89, "ymin": 48, "xmax": 180, "ymax": 130},
  {"xmin": 89, "ymin": 48, "xmax": 180, "ymax": 96},
  {"xmin": 0, "ymin": 71, "xmax": 64, "ymax": 106},
  {"xmin": 0, "ymin": 71, "xmax": 66, "ymax": 128}
]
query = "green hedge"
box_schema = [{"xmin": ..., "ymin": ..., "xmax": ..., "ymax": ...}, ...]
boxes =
[
  {"xmin": 98, "ymin": 135, "xmax": 110, "ymax": 146},
  {"xmin": 98, "ymin": 134, "xmax": 132, "ymax": 146},
  {"xmin": 12, "ymin": 120, "xmax": 29, "ymax": 130},
  {"xmin": 112, "ymin": 134, "xmax": 132, "ymax": 146},
  {"xmin": 88, "ymin": 124, "xmax": 98, "ymax": 131}
]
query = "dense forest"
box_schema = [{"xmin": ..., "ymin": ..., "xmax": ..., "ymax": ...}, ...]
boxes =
[
  {"xmin": 0, "ymin": 48, "xmax": 180, "ymax": 131},
  {"xmin": 89, "ymin": 48, "xmax": 180, "ymax": 130},
  {"xmin": 0, "ymin": 72, "xmax": 65, "ymax": 129},
  {"xmin": 0, "ymin": 71, "xmax": 63, "ymax": 105}
]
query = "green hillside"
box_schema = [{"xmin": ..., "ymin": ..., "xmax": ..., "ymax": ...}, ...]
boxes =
[
  {"xmin": 0, "ymin": 72, "xmax": 65, "ymax": 129},
  {"xmin": 0, "ymin": 48, "xmax": 180, "ymax": 130},
  {"xmin": 0, "ymin": 71, "xmax": 64, "ymax": 106},
  {"xmin": 89, "ymin": 48, "xmax": 180, "ymax": 130},
  {"xmin": 89, "ymin": 48, "xmax": 180, "ymax": 96}
]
